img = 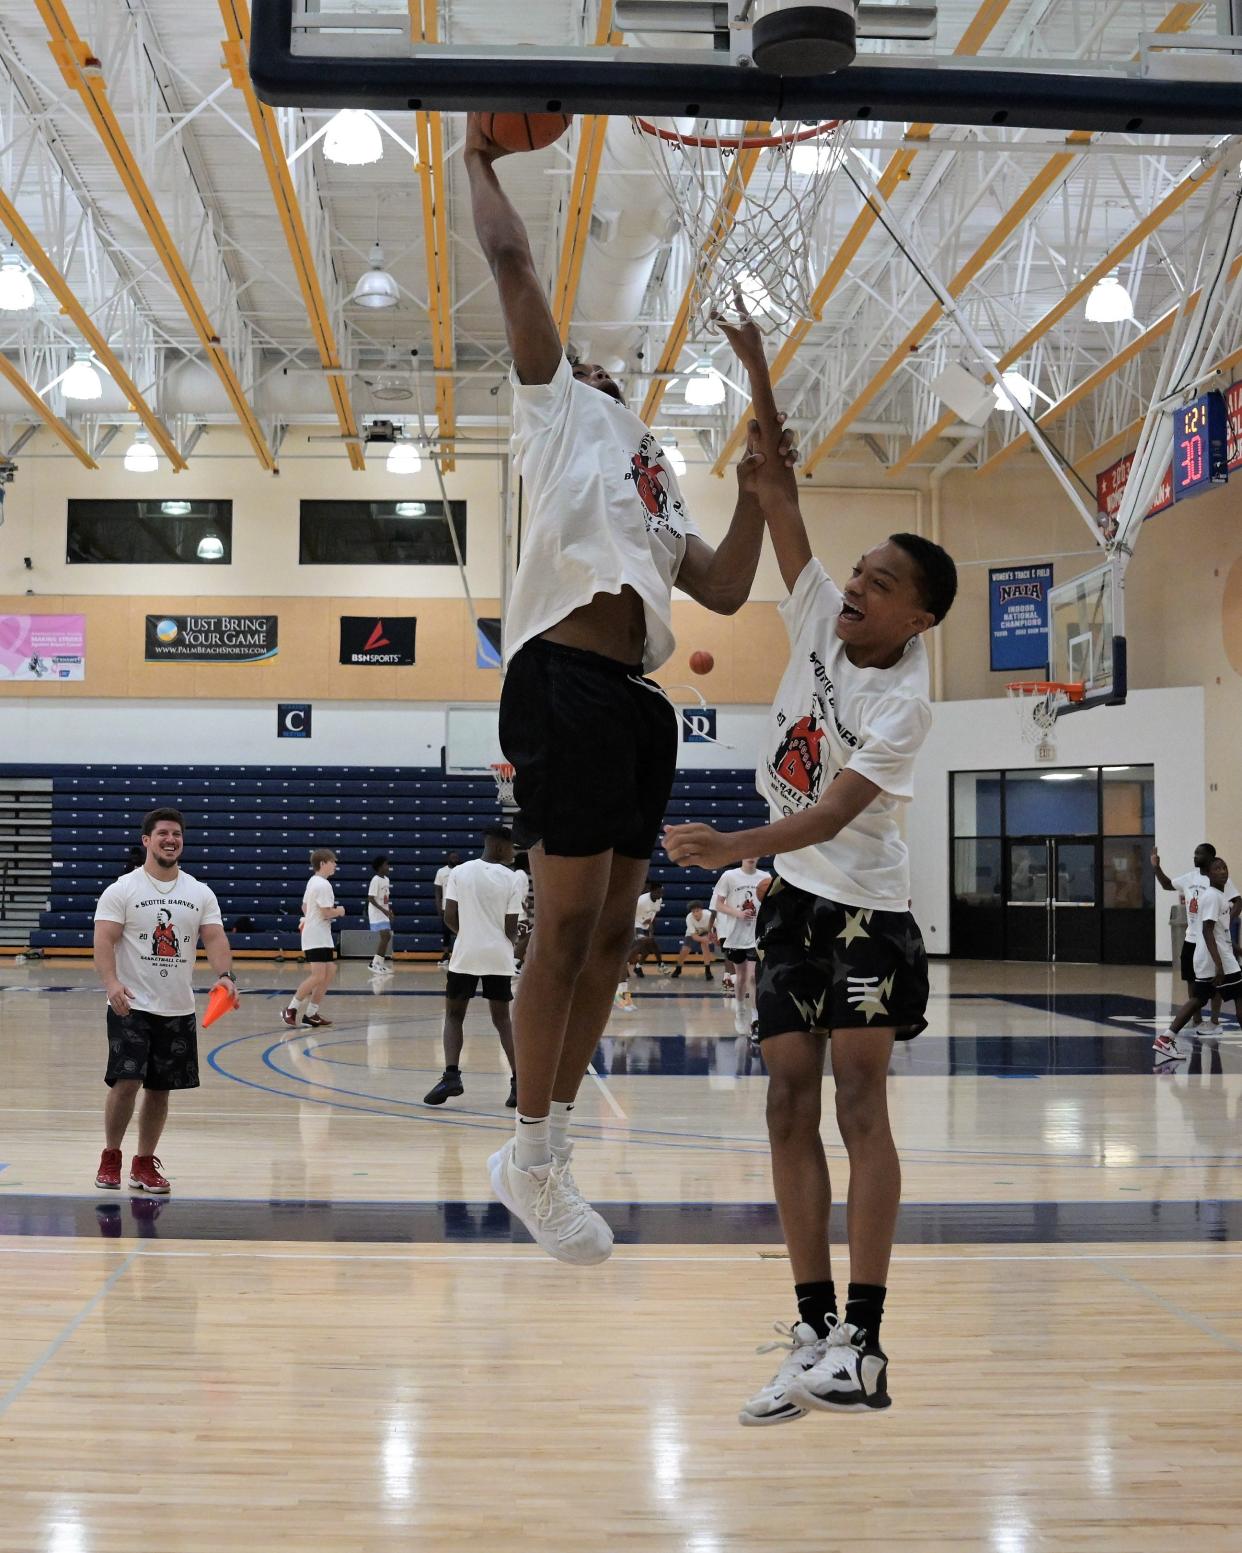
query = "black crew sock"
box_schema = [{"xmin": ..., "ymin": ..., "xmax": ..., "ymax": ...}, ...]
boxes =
[
  {"xmin": 444, "ymin": 1064, "xmax": 460, "ymax": 1075},
  {"xmin": 794, "ymin": 1280, "xmax": 837, "ymax": 1339},
  {"xmin": 845, "ymin": 1282, "xmax": 886, "ymax": 1348}
]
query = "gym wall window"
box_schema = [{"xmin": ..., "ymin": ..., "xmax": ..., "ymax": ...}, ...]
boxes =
[
  {"xmin": 67, "ymin": 499, "xmax": 233, "ymax": 565},
  {"xmin": 299, "ymin": 500, "xmax": 467, "ymax": 566}
]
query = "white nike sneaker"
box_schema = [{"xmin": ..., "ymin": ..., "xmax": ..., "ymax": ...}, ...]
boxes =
[
  {"xmin": 1152, "ymin": 1031, "xmax": 1180, "ymax": 1058},
  {"xmin": 739, "ymin": 1321, "xmax": 824, "ymax": 1426},
  {"xmin": 488, "ymin": 1138, "xmax": 614, "ymax": 1265},
  {"xmin": 790, "ymin": 1320, "xmax": 892, "ymax": 1412}
]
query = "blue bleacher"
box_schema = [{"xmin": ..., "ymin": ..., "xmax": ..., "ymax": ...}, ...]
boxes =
[{"xmin": 2, "ymin": 762, "xmax": 767, "ymax": 954}]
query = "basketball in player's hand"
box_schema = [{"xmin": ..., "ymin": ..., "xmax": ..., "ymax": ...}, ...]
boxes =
[
  {"xmin": 689, "ymin": 650, "xmax": 714, "ymax": 676},
  {"xmin": 479, "ymin": 112, "xmax": 572, "ymax": 153}
]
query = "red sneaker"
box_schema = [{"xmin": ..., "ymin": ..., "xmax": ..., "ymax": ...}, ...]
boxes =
[
  {"xmin": 129, "ymin": 1155, "xmax": 171, "ymax": 1194},
  {"xmin": 95, "ymin": 1148, "xmax": 122, "ymax": 1190},
  {"xmin": 280, "ymin": 1007, "xmax": 299, "ymax": 1029},
  {"xmin": 302, "ymin": 1014, "xmax": 332, "ymax": 1027}
]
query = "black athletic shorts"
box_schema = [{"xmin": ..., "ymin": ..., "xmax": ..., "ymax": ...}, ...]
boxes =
[
  {"xmin": 1192, "ymin": 971, "xmax": 1242, "ymax": 1003},
  {"xmin": 1180, "ymin": 939, "xmax": 1198, "ymax": 988},
  {"xmin": 445, "ymin": 971, "xmax": 513, "ymax": 1003},
  {"xmin": 105, "ymin": 1008, "xmax": 200, "ymax": 1091},
  {"xmin": 724, "ymin": 946, "xmax": 758, "ymax": 965},
  {"xmin": 753, "ymin": 876, "xmax": 930, "ymax": 1041},
  {"xmin": 304, "ymin": 946, "xmax": 336, "ymax": 964},
  {"xmin": 500, "ymin": 638, "xmax": 679, "ymax": 858}
]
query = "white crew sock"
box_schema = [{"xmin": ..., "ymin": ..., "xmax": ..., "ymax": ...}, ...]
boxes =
[
  {"xmin": 549, "ymin": 1100, "xmax": 575, "ymax": 1160},
  {"xmin": 287, "ymin": 997, "xmax": 306, "ymax": 1015},
  {"xmin": 514, "ymin": 1113, "xmax": 551, "ymax": 1171},
  {"xmin": 306, "ymin": 1002, "xmax": 320, "ymax": 1018}
]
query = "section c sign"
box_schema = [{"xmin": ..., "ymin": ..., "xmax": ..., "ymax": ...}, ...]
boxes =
[{"xmin": 278, "ymin": 703, "xmax": 312, "ymax": 739}]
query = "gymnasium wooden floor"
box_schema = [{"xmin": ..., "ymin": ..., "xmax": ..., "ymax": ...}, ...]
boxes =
[{"xmin": 2, "ymin": 958, "xmax": 1240, "ymax": 1552}]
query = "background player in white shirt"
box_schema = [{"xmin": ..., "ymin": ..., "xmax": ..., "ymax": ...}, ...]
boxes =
[
  {"xmin": 465, "ymin": 116, "xmax": 798, "ymax": 1264},
  {"xmin": 666, "ymin": 321, "xmax": 957, "ymax": 1423},
  {"xmin": 669, "ymin": 902, "xmax": 717, "ymax": 981},
  {"xmin": 1157, "ymin": 857, "xmax": 1242, "ymax": 1054},
  {"xmin": 1152, "ymin": 842, "xmax": 1241, "ymax": 1028},
  {"xmin": 92, "ymin": 807, "xmax": 235, "ymax": 1195},
  {"xmin": 367, "ymin": 854, "xmax": 394, "ymax": 975},
  {"xmin": 425, "ymin": 827, "xmax": 525, "ymax": 1109},
  {"xmin": 628, "ymin": 881, "xmax": 666, "ymax": 978},
  {"xmin": 434, "ymin": 851, "xmax": 462, "ymax": 966},
  {"xmin": 283, "ymin": 849, "xmax": 345, "ymax": 1030},
  {"xmin": 713, "ymin": 860, "xmax": 772, "ymax": 1033}
]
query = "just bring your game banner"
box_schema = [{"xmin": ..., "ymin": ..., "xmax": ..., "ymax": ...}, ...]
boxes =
[{"xmin": 141, "ymin": 614, "xmax": 420, "ymax": 666}]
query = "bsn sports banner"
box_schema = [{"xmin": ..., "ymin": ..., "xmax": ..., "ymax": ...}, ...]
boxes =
[{"xmin": 339, "ymin": 616, "xmax": 416, "ymax": 666}]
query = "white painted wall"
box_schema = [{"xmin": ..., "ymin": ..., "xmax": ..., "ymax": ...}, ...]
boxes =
[
  {"xmin": 907, "ymin": 687, "xmax": 1206, "ymax": 962},
  {"xmin": 0, "ymin": 696, "xmax": 771, "ymax": 772}
]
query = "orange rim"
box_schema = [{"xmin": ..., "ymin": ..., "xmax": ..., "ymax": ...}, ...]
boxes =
[
  {"xmin": 632, "ymin": 117, "xmax": 844, "ymax": 151},
  {"xmin": 1006, "ymin": 681, "xmax": 1086, "ymax": 701}
]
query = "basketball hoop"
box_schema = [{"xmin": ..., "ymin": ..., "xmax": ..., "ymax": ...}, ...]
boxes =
[
  {"xmin": 489, "ymin": 762, "xmax": 517, "ymax": 809},
  {"xmin": 1006, "ymin": 681, "xmax": 1085, "ymax": 763},
  {"xmin": 631, "ymin": 117, "xmax": 851, "ymax": 336}
]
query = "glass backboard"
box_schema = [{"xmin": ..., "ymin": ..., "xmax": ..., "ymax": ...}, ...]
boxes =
[{"xmin": 1047, "ymin": 558, "xmax": 1127, "ymax": 708}]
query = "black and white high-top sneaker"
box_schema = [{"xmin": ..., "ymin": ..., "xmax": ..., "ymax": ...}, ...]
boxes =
[
  {"xmin": 738, "ymin": 1321, "xmax": 824, "ymax": 1427},
  {"xmin": 790, "ymin": 1320, "xmax": 891, "ymax": 1412}
]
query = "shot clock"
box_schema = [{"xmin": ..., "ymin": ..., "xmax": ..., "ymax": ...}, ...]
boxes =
[{"xmin": 1173, "ymin": 390, "xmax": 1228, "ymax": 501}]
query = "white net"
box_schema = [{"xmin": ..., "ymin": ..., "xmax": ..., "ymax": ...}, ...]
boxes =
[
  {"xmin": 1006, "ymin": 682, "xmax": 1080, "ymax": 762},
  {"xmin": 631, "ymin": 117, "xmax": 852, "ymax": 336},
  {"xmin": 490, "ymin": 762, "xmax": 516, "ymax": 808}
]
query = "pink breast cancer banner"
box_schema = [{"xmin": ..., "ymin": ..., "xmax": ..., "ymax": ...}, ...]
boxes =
[{"xmin": 0, "ymin": 614, "xmax": 86, "ymax": 681}]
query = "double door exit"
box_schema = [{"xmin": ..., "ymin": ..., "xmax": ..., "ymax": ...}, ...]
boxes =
[{"xmin": 1006, "ymin": 837, "xmax": 1100, "ymax": 962}]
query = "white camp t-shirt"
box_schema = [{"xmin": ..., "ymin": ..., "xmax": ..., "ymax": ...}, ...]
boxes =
[
  {"xmin": 434, "ymin": 864, "xmax": 454, "ymax": 905},
  {"xmin": 634, "ymin": 892, "xmax": 662, "ymax": 933},
  {"xmin": 685, "ymin": 908, "xmax": 713, "ymax": 941},
  {"xmin": 713, "ymin": 868, "xmax": 771, "ymax": 951},
  {"xmin": 758, "ymin": 558, "xmax": 931, "ymax": 911},
  {"xmin": 511, "ymin": 868, "xmax": 532, "ymax": 926},
  {"xmin": 367, "ymin": 873, "xmax": 392, "ymax": 926},
  {"xmin": 447, "ymin": 858, "xmax": 525, "ymax": 977},
  {"xmin": 301, "ymin": 875, "xmax": 337, "ymax": 951},
  {"xmin": 1174, "ymin": 869, "xmax": 1241, "ymax": 944},
  {"xmin": 506, "ymin": 355, "xmax": 701, "ymax": 674},
  {"xmin": 1192, "ymin": 888, "xmax": 1241, "ymax": 980},
  {"xmin": 93, "ymin": 868, "xmax": 223, "ymax": 1018}
]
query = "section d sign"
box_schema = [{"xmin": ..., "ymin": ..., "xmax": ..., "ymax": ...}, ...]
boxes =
[
  {"xmin": 278, "ymin": 703, "xmax": 312, "ymax": 739},
  {"xmin": 681, "ymin": 706, "xmax": 718, "ymax": 744},
  {"xmin": 146, "ymin": 615, "xmax": 277, "ymax": 663},
  {"xmin": 339, "ymin": 615, "xmax": 416, "ymax": 666}
]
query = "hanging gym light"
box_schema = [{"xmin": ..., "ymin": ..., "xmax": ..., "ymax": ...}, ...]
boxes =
[
  {"xmin": 62, "ymin": 351, "xmax": 104, "ymax": 401},
  {"xmin": 1085, "ymin": 272, "xmax": 1134, "ymax": 324},
  {"xmin": 684, "ymin": 358, "xmax": 726, "ymax": 407},
  {"xmin": 323, "ymin": 110, "xmax": 383, "ymax": 166},
  {"xmin": 351, "ymin": 242, "xmax": 400, "ymax": 310},
  {"xmin": 123, "ymin": 430, "xmax": 158, "ymax": 473},
  {"xmin": 0, "ymin": 250, "xmax": 35, "ymax": 312}
]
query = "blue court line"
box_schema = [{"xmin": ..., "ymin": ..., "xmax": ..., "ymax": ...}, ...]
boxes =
[
  {"xmin": 0, "ymin": 1197, "xmax": 1238, "ymax": 1246},
  {"xmin": 0, "ymin": 1249, "xmax": 138, "ymax": 1418},
  {"xmin": 204, "ymin": 1029, "xmax": 1241, "ymax": 1169}
]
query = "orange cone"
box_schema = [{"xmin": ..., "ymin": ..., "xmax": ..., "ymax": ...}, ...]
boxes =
[{"xmin": 202, "ymin": 982, "xmax": 238, "ymax": 1028}]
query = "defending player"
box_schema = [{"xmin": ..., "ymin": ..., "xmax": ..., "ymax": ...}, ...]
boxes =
[
  {"xmin": 669, "ymin": 901, "xmax": 717, "ymax": 980},
  {"xmin": 367, "ymin": 854, "xmax": 394, "ymax": 974},
  {"xmin": 465, "ymin": 115, "xmax": 795, "ymax": 1263},
  {"xmin": 92, "ymin": 808, "xmax": 236, "ymax": 1194},
  {"xmin": 713, "ymin": 858, "xmax": 772, "ymax": 1033},
  {"xmin": 283, "ymin": 849, "xmax": 344, "ymax": 1030},
  {"xmin": 665, "ymin": 323, "xmax": 957, "ymax": 1422}
]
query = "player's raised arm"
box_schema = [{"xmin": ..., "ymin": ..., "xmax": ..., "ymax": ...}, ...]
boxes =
[
  {"xmin": 676, "ymin": 305, "xmax": 800, "ymax": 614},
  {"xmin": 463, "ymin": 114, "xmax": 563, "ymax": 387},
  {"xmin": 719, "ymin": 309, "xmax": 812, "ymax": 594}
]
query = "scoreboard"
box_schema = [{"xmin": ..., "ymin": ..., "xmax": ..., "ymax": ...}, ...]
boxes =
[{"xmin": 1173, "ymin": 390, "xmax": 1229, "ymax": 502}]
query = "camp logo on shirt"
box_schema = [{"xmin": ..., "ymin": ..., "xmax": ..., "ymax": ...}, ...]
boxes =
[
  {"xmin": 766, "ymin": 653, "xmax": 859, "ymax": 815},
  {"xmin": 134, "ymin": 895, "xmax": 195, "ymax": 977},
  {"xmin": 626, "ymin": 432, "xmax": 687, "ymax": 536}
]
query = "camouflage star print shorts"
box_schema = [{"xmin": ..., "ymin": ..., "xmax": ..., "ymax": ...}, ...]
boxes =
[{"xmin": 752, "ymin": 876, "xmax": 929, "ymax": 1042}]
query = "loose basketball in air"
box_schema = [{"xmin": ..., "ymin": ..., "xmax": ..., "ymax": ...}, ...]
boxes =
[
  {"xmin": 479, "ymin": 112, "xmax": 572, "ymax": 153},
  {"xmin": 689, "ymin": 650, "xmax": 714, "ymax": 676}
]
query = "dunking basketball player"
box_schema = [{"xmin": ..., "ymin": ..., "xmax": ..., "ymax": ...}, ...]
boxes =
[
  {"xmin": 666, "ymin": 325, "xmax": 958, "ymax": 1421},
  {"xmin": 465, "ymin": 114, "xmax": 796, "ymax": 1263}
]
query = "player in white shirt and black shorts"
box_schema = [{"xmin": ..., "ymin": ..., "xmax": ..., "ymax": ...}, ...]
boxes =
[
  {"xmin": 1152, "ymin": 842, "xmax": 1241, "ymax": 1028},
  {"xmin": 669, "ymin": 902, "xmax": 717, "ymax": 980},
  {"xmin": 283, "ymin": 849, "xmax": 345, "ymax": 1030},
  {"xmin": 434, "ymin": 851, "xmax": 462, "ymax": 966},
  {"xmin": 1156, "ymin": 856, "xmax": 1242, "ymax": 1056},
  {"xmin": 713, "ymin": 860, "xmax": 772, "ymax": 1033},
  {"xmin": 367, "ymin": 855, "xmax": 394, "ymax": 975},
  {"xmin": 666, "ymin": 324, "xmax": 957, "ymax": 1424},
  {"xmin": 628, "ymin": 881, "xmax": 666, "ymax": 978},
  {"xmin": 92, "ymin": 807, "xmax": 237, "ymax": 1195},
  {"xmin": 465, "ymin": 116, "xmax": 797, "ymax": 1265},
  {"xmin": 424, "ymin": 826, "xmax": 525, "ymax": 1109}
]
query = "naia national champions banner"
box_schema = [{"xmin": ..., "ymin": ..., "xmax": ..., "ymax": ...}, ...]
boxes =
[{"xmin": 0, "ymin": 614, "xmax": 86, "ymax": 680}]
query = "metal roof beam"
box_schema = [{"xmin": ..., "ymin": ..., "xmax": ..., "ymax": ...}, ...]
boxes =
[
  {"xmin": 218, "ymin": 0, "xmax": 364, "ymax": 470},
  {"xmin": 411, "ymin": 1, "xmax": 456, "ymax": 472},
  {"xmin": 36, "ymin": 0, "xmax": 275, "ymax": 469}
]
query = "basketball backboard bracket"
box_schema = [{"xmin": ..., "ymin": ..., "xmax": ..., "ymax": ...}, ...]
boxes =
[{"xmin": 250, "ymin": 0, "xmax": 1242, "ymax": 132}]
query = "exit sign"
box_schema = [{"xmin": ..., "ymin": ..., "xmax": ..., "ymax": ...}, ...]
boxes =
[{"xmin": 1173, "ymin": 391, "xmax": 1229, "ymax": 502}]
